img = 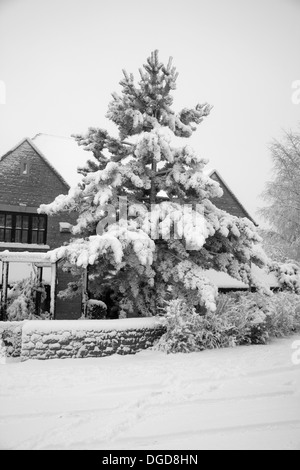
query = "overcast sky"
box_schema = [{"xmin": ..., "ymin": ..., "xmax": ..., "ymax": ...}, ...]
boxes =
[{"xmin": 0, "ymin": 0, "xmax": 299, "ymax": 224}]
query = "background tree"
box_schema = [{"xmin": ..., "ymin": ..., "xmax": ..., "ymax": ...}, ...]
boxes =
[
  {"xmin": 40, "ymin": 51, "xmax": 265, "ymax": 317},
  {"xmin": 259, "ymin": 229, "xmax": 297, "ymax": 263},
  {"xmin": 259, "ymin": 127, "xmax": 300, "ymax": 263}
]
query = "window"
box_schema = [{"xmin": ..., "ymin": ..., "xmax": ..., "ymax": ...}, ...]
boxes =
[
  {"xmin": 20, "ymin": 158, "xmax": 29, "ymax": 176},
  {"xmin": 22, "ymin": 162, "xmax": 28, "ymax": 175},
  {"xmin": 0, "ymin": 212, "xmax": 47, "ymax": 244}
]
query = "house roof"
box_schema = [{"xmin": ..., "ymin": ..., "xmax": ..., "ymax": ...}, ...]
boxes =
[
  {"xmin": 205, "ymin": 265, "xmax": 279, "ymax": 289},
  {"xmin": 0, "ymin": 133, "xmax": 97, "ymax": 189},
  {"xmin": 204, "ymin": 168, "xmax": 256, "ymax": 225},
  {"xmin": 0, "ymin": 137, "xmax": 69, "ymax": 188}
]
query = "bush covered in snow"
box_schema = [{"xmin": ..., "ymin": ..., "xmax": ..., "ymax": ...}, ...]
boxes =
[
  {"xmin": 156, "ymin": 292, "xmax": 300, "ymax": 353},
  {"xmin": 269, "ymin": 261, "xmax": 300, "ymax": 294},
  {"xmin": 86, "ymin": 299, "xmax": 107, "ymax": 319},
  {"xmin": 0, "ymin": 321, "xmax": 25, "ymax": 357},
  {"xmin": 264, "ymin": 292, "xmax": 300, "ymax": 337},
  {"xmin": 7, "ymin": 276, "xmax": 49, "ymax": 321}
]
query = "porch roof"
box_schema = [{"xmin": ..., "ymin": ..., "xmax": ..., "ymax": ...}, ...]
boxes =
[{"xmin": 0, "ymin": 250, "xmax": 54, "ymax": 266}]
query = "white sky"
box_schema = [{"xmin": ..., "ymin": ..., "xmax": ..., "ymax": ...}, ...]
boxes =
[{"xmin": 0, "ymin": 0, "xmax": 299, "ymax": 224}]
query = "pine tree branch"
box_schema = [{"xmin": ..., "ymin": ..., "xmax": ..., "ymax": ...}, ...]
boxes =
[
  {"xmin": 156, "ymin": 168, "xmax": 172, "ymax": 176},
  {"xmin": 150, "ymin": 160, "xmax": 157, "ymax": 204},
  {"xmin": 121, "ymin": 141, "xmax": 134, "ymax": 147}
]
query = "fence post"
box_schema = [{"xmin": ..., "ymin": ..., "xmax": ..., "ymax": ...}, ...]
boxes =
[
  {"xmin": 81, "ymin": 267, "xmax": 89, "ymax": 318},
  {"xmin": 50, "ymin": 262, "xmax": 57, "ymax": 319},
  {"xmin": 35, "ymin": 266, "xmax": 43, "ymax": 316},
  {"xmin": 0, "ymin": 262, "xmax": 9, "ymax": 321}
]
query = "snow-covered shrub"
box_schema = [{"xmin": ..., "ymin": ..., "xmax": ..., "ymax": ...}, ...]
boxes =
[
  {"xmin": 1, "ymin": 328, "xmax": 20, "ymax": 355},
  {"xmin": 0, "ymin": 337, "xmax": 7, "ymax": 363},
  {"xmin": 269, "ymin": 262, "xmax": 300, "ymax": 294},
  {"xmin": 264, "ymin": 292, "xmax": 300, "ymax": 337},
  {"xmin": 0, "ymin": 321, "xmax": 25, "ymax": 357},
  {"xmin": 7, "ymin": 276, "xmax": 48, "ymax": 321},
  {"xmin": 155, "ymin": 297, "xmax": 268, "ymax": 354},
  {"xmin": 218, "ymin": 292, "xmax": 271, "ymax": 345},
  {"xmin": 155, "ymin": 300, "xmax": 207, "ymax": 353},
  {"xmin": 156, "ymin": 291, "xmax": 300, "ymax": 354},
  {"xmin": 227, "ymin": 291, "xmax": 300, "ymax": 338},
  {"xmin": 85, "ymin": 299, "xmax": 107, "ymax": 319}
]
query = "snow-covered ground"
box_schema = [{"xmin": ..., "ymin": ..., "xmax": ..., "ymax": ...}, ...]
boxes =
[{"xmin": 0, "ymin": 335, "xmax": 300, "ymax": 450}]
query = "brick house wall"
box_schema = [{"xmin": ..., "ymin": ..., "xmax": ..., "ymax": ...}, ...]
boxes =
[{"xmin": 0, "ymin": 139, "xmax": 81, "ymax": 319}]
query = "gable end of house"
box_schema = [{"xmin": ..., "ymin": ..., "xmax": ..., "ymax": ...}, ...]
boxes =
[
  {"xmin": 209, "ymin": 170, "xmax": 257, "ymax": 225},
  {"xmin": 0, "ymin": 138, "xmax": 70, "ymax": 190}
]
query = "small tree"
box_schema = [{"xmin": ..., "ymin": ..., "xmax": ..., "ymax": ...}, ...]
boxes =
[
  {"xmin": 259, "ymin": 127, "xmax": 300, "ymax": 262},
  {"xmin": 40, "ymin": 51, "xmax": 265, "ymax": 317},
  {"xmin": 259, "ymin": 228, "xmax": 297, "ymax": 263}
]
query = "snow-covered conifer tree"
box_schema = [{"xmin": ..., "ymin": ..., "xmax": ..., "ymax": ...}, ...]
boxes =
[{"xmin": 40, "ymin": 51, "xmax": 265, "ymax": 317}]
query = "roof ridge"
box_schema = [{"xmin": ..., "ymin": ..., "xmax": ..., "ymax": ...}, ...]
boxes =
[
  {"xmin": 211, "ymin": 169, "xmax": 257, "ymax": 225},
  {"xmin": 0, "ymin": 137, "xmax": 30, "ymax": 161},
  {"xmin": 32, "ymin": 133, "xmax": 73, "ymax": 141},
  {"xmin": 27, "ymin": 138, "xmax": 70, "ymax": 189}
]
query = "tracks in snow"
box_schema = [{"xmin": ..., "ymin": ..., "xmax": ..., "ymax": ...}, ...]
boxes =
[{"xmin": 8, "ymin": 365, "xmax": 299, "ymax": 450}]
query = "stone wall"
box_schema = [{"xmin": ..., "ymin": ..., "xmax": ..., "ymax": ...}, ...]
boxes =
[
  {"xmin": 20, "ymin": 318, "xmax": 166, "ymax": 361},
  {"xmin": 0, "ymin": 321, "xmax": 26, "ymax": 357}
]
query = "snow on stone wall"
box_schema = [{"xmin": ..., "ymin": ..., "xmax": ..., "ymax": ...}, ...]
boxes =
[
  {"xmin": 0, "ymin": 321, "xmax": 26, "ymax": 358},
  {"xmin": 20, "ymin": 318, "xmax": 166, "ymax": 361}
]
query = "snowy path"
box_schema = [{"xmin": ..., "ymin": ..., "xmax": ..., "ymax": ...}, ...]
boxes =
[{"xmin": 0, "ymin": 336, "xmax": 300, "ymax": 450}]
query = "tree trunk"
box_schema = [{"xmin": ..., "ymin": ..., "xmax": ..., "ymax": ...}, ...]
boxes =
[{"xmin": 150, "ymin": 159, "xmax": 157, "ymax": 315}]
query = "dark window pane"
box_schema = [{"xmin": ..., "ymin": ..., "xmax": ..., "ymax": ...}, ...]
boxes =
[
  {"xmin": 22, "ymin": 230, "xmax": 28, "ymax": 243},
  {"xmin": 39, "ymin": 217, "xmax": 46, "ymax": 230},
  {"xmin": 31, "ymin": 231, "xmax": 37, "ymax": 244},
  {"xmin": 22, "ymin": 216, "xmax": 29, "ymax": 229},
  {"xmin": 38, "ymin": 232, "xmax": 45, "ymax": 244},
  {"xmin": 22, "ymin": 163, "xmax": 28, "ymax": 175},
  {"xmin": 15, "ymin": 230, "xmax": 21, "ymax": 243},
  {"xmin": 32, "ymin": 216, "xmax": 38, "ymax": 229},
  {"xmin": 6, "ymin": 215, "xmax": 12, "ymax": 228},
  {"xmin": 0, "ymin": 213, "xmax": 47, "ymax": 245},
  {"xmin": 16, "ymin": 215, "xmax": 22, "ymax": 229},
  {"xmin": 5, "ymin": 229, "xmax": 12, "ymax": 242}
]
